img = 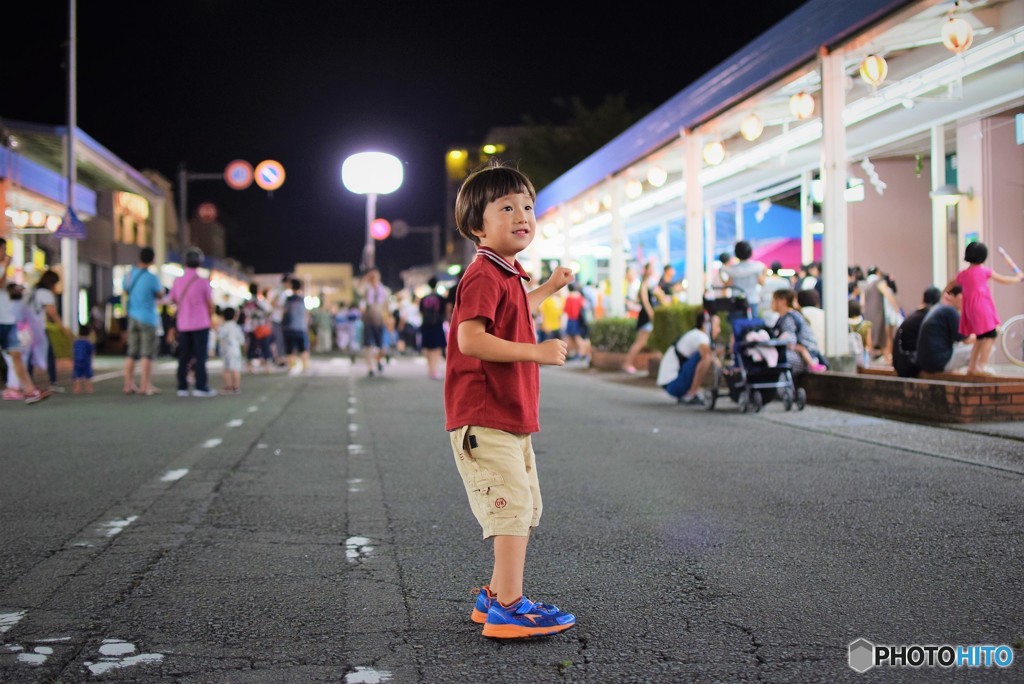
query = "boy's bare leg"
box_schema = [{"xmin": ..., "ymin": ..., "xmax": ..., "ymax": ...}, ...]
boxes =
[
  {"xmin": 490, "ymin": 534, "xmax": 529, "ymax": 605},
  {"xmin": 123, "ymin": 357, "xmax": 137, "ymax": 392},
  {"xmin": 10, "ymin": 351, "xmax": 37, "ymax": 393}
]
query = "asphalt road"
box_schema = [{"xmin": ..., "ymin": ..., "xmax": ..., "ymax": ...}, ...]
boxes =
[{"xmin": 1, "ymin": 354, "xmax": 1022, "ymax": 683}]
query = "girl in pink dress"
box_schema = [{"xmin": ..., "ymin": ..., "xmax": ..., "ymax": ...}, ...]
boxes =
[{"xmin": 955, "ymin": 242, "xmax": 1024, "ymax": 375}]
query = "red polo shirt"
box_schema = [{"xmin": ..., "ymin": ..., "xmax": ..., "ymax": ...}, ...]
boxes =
[{"xmin": 444, "ymin": 247, "xmax": 540, "ymax": 434}]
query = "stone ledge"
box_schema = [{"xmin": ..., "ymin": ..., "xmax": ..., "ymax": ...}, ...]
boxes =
[{"xmin": 801, "ymin": 371, "xmax": 1024, "ymax": 423}]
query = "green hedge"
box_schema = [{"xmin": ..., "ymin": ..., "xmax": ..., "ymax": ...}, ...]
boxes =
[
  {"xmin": 591, "ymin": 306, "xmax": 733, "ymax": 355},
  {"xmin": 650, "ymin": 304, "xmax": 731, "ymax": 352},
  {"xmin": 589, "ymin": 317, "xmax": 635, "ymax": 353}
]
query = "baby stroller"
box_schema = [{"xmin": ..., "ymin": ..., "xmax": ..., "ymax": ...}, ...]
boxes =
[{"xmin": 704, "ymin": 316, "xmax": 806, "ymax": 413}]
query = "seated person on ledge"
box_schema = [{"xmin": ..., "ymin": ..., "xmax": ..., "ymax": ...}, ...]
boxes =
[
  {"xmin": 657, "ymin": 310, "xmax": 720, "ymax": 406},
  {"xmin": 915, "ymin": 285, "xmax": 974, "ymax": 373}
]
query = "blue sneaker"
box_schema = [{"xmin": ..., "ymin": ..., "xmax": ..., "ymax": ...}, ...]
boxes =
[
  {"xmin": 471, "ymin": 586, "xmax": 494, "ymax": 624},
  {"xmin": 482, "ymin": 596, "xmax": 575, "ymax": 639}
]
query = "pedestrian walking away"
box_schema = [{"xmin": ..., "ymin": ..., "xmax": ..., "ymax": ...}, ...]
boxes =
[{"xmin": 445, "ymin": 161, "xmax": 576, "ymax": 639}]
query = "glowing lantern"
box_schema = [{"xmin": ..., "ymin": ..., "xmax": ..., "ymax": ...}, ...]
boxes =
[
  {"xmin": 739, "ymin": 113, "xmax": 764, "ymax": 142},
  {"xmin": 703, "ymin": 140, "xmax": 725, "ymax": 166},
  {"xmin": 625, "ymin": 180, "xmax": 643, "ymax": 199},
  {"xmin": 646, "ymin": 166, "xmax": 668, "ymax": 188},
  {"xmin": 942, "ymin": 17, "xmax": 973, "ymax": 54},
  {"xmin": 859, "ymin": 55, "xmax": 888, "ymax": 87},
  {"xmin": 789, "ymin": 91, "xmax": 815, "ymax": 120}
]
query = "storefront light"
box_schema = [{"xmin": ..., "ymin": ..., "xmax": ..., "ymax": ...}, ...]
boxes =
[
  {"xmin": 703, "ymin": 140, "xmax": 726, "ymax": 166},
  {"xmin": 646, "ymin": 166, "xmax": 668, "ymax": 188},
  {"xmin": 30, "ymin": 211, "xmax": 46, "ymax": 227},
  {"xmin": 12, "ymin": 211, "xmax": 29, "ymax": 228},
  {"xmin": 789, "ymin": 91, "xmax": 815, "ymax": 120},
  {"xmin": 859, "ymin": 55, "xmax": 888, "ymax": 87},
  {"xmin": 45, "ymin": 215, "xmax": 62, "ymax": 232}
]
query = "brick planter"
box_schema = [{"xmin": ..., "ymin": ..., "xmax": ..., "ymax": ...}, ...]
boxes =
[
  {"xmin": 590, "ymin": 350, "xmax": 659, "ymax": 377},
  {"xmin": 801, "ymin": 371, "xmax": 1024, "ymax": 423}
]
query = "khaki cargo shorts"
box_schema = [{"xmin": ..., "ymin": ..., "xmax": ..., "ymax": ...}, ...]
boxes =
[{"xmin": 449, "ymin": 425, "xmax": 542, "ymax": 539}]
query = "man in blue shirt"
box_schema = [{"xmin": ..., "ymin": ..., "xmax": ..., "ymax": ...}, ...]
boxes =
[{"xmin": 123, "ymin": 247, "xmax": 165, "ymax": 395}]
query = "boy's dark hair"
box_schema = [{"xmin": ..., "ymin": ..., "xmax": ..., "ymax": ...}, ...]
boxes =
[
  {"xmin": 223, "ymin": 307, "xmax": 236, "ymax": 321},
  {"xmin": 948, "ymin": 284, "xmax": 963, "ymax": 296},
  {"xmin": 964, "ymin": 241, "xmax": 987, "ymax": 264},
  {"xmin": 290, "ymin": 278, "xmax": 302, "ymax": 291},
  {"xmin": 79, "ymin": 323, "xmax": 91, "ymax": 336},
  {"xmin": 718, "ymin": 251, "xmax": 732, "ymax": 263},
  {"xmin": 796, "ymin": 289, "xmax": 820, "ymax": 308},
  {"xmin": 848, "ymin": 300, "xmax": 862, "ymax": 317},
  {"xmin": 770, "ymin": 261, "xmax": 783, "ymax": 273},
  {"xmin": 454, "ymin": 161, "xmax": 536, "ymax": 245},
  {"xmin": 427, "ymin": 277, "xmax": 438, "ymax": 289},
  {"xmin": 249, "ymin": 283, "xmax": 259, "ymax": 295},
  {"xmin": 923, "ymin": 286, "xmax": 941, "ymax": 305},
  {"xmin": 140, "ymin": 247, "xmax": 155, "ymax": 264},
  {"xmin": 695, "ymin": 310, "xmax": 708, "ymax": 329},
  {"xmin": 734, "ymin": 240, "xmax": 753, "ymax": 261}
]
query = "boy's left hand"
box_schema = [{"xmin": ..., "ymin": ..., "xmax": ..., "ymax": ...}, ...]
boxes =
[{"xmin": 548, "ymin": 267, "xmax": 575, "ymax": 291}]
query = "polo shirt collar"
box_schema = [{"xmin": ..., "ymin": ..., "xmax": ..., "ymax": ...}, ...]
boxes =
[{"xmin": 475, "ymin": 246, "xmax": 531, "ymax": 281}]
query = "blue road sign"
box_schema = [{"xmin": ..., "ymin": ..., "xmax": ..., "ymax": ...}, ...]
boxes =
[{"xmin": 53, "ymin": 208, "xmax": 87, "ymax": 240}]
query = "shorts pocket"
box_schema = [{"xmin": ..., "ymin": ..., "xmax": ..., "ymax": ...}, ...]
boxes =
[{"xmin": 471, "ymin": 470, "xmax": 505, "ymax": 494}]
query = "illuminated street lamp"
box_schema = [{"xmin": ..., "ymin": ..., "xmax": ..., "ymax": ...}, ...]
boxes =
[{"xmin": 342, "ymin": 152, "xmax": 403, "ymax": 271}]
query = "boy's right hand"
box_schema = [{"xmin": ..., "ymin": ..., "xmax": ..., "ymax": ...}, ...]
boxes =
[{"xmin": 535, "ymin": 338, "xmax": 568, "ymax": 365}]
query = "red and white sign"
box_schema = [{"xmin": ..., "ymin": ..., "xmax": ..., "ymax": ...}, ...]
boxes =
[
  {"xmin": 224, "ymin": 160, "xmax": 254, "ymax": 190},
  {"xmin": 197, "ymin": 202, "xmax": 218, "ymax": 222},
  {"xmin": 254, "ymin": 160, "xmax": 285, "ymax": 191}
]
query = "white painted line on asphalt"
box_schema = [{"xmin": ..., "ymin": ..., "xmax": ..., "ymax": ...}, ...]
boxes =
[
  {"xmin": 84, "ymin": 639, "xmax": 165, "ymax": 675},
  {"xmin": 345, "ymin": 536, "xmax": 374, "ymax": 562},
  {"xmin": 247, "ymin": 405, "xmax": 259, "ymax": 412},
  {"xmin": 347, "ymin": 444, "xmax": 364, "ymax": 454},
  {"xmin": 98, "ymin": 516, "xmax": 138, "ymax": 537},
  {"xmin": 202, "ymin": 438, "xmax": 222, "ymax": 448},
  {"xmin": 348, "ymin": 424, "xmax": 358, "ymax": 433},
  {"xmin": 347, "ymin": 407, "xmax": 357, "ymax": 415},
  {"xmin": 0, "ymin": 611, "xmax": 26, "ymax": 633},
  {"xmin": 257, "ymin": 443, "xmax": 268, "ymax": 449},
  {"xmin": 227, "ymin": 419, "xmax": 244, "ymax": 427},
  {"xmin": 347, "ymin": 477, "xmax": 364, "ymax": 493},
  {"xmin": 345, "ymin": 666, "xmax": 393, "ymax": 683},
  {"xmin": 160, "ymin": 469, "xmax": 189, "ymax": 482},
  {"xmin": 15, "ymin": 645, "xmax": 53, "ymax": 665}
]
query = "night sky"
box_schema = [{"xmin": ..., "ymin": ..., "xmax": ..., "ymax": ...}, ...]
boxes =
[{"xmin": 8, "ymin": 1, "xmax": 808, "ymax": 279}]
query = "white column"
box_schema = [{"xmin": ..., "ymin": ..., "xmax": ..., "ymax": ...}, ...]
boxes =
[
  {"xmin": 152, "ymin": 197, "xmax": 166, "ymax": 270},
  {"xmin": 61, "ymin": 0, "xmax": 79, "ymax": 328},
  {"xmin": 684, "ymin": 132, "xmax": 704, "ymax": 305},
  {"xmin": 800, "ymin": 170, "xmax": 814, "ymax": 266},
  {"xmin": 930, "ymin": 125, "xmax": 948, "ymax": 286},
  {"xmin": 608, "ymin": 180, "xmax": 626, "ymax": 317},
  {"xmin": 820, "ymin": 49, "xmax": 849, "ymax": 358},
  {"xmin": 703, "ymin": 208, "xmax": 716, "ymax": 291}
]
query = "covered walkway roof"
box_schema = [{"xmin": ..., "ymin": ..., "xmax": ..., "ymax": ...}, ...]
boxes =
[{"xmin": 537, "ymin": 0, "xmax": 916, "ymax": 213}]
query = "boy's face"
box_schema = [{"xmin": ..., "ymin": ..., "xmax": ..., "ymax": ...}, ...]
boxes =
[{"xmin": 472, "ymin": 191, "xmax": 535, "ymax": 259}]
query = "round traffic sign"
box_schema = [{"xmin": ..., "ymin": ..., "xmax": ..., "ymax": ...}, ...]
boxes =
[
  {"xmin": 224, "ymin": 160, "xmax": 253, "ymax": 190},
  {"xmin": 254, "ymin": 160, "xmax": 285, "ymax": 191},
  {"xmin": 197, "ymin": 202, "xmax": 218, "ymax": 222}
]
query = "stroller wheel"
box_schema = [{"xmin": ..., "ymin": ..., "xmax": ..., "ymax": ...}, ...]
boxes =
[
  {"xmin": 782, "ymin": 388, "xmax": 794, "ymax": 411},
  {"xmin": 739, "ymin": 393, "xmax": 749, "ymax": 413},
  {"xmin": 752, "ymin": 390, "xmax": 763, "ymax": 413},
  {"xmin": 796, "ymin": 387, "xmax": 807, "ymax": 411}
]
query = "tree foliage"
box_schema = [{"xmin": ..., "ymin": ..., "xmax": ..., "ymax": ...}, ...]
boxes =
[{"xmin": 516, "ymin": 94, "xmax": 651, "ymax": 191}]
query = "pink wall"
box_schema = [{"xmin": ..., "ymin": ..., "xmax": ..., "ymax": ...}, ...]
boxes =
[
  {"xmin": 846, "ymin": 157, "xmax": 934, "ymax": 313},
  {"xmin": 981, "ymin": 110, "xmax": 1024, "ymax": 364}
]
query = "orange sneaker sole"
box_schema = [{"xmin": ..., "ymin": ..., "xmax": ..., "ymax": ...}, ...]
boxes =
[
  {"xmin": 471, "ymin": 608, "xmax": 488, "ymax": 624},
  {"xmin": 482, "ymin": 621, "xmax": 575, "ymax": 639}
]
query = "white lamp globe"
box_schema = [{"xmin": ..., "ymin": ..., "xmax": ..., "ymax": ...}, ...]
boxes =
[{"xmin": 342, "ymin": 152, "xmax": 404, "ymax": 195}]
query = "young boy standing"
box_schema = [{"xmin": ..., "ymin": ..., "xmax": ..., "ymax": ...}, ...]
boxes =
[
  {"xmin": 216, "ymin": 307, "xmax": 246, "ymax": 394},
  {"xmin": 445, "ymin": 162, "xmax": 576, "ymax": 639}
]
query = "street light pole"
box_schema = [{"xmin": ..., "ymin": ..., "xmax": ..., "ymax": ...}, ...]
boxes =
[{"xmin": 342, "ymin": 152, "xmax": 403, "ymax": 273}]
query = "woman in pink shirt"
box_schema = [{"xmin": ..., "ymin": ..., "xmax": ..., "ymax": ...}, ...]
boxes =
[{"xmin": 168, "ymin": 248, "xmax": 217, "ymax": 397}]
